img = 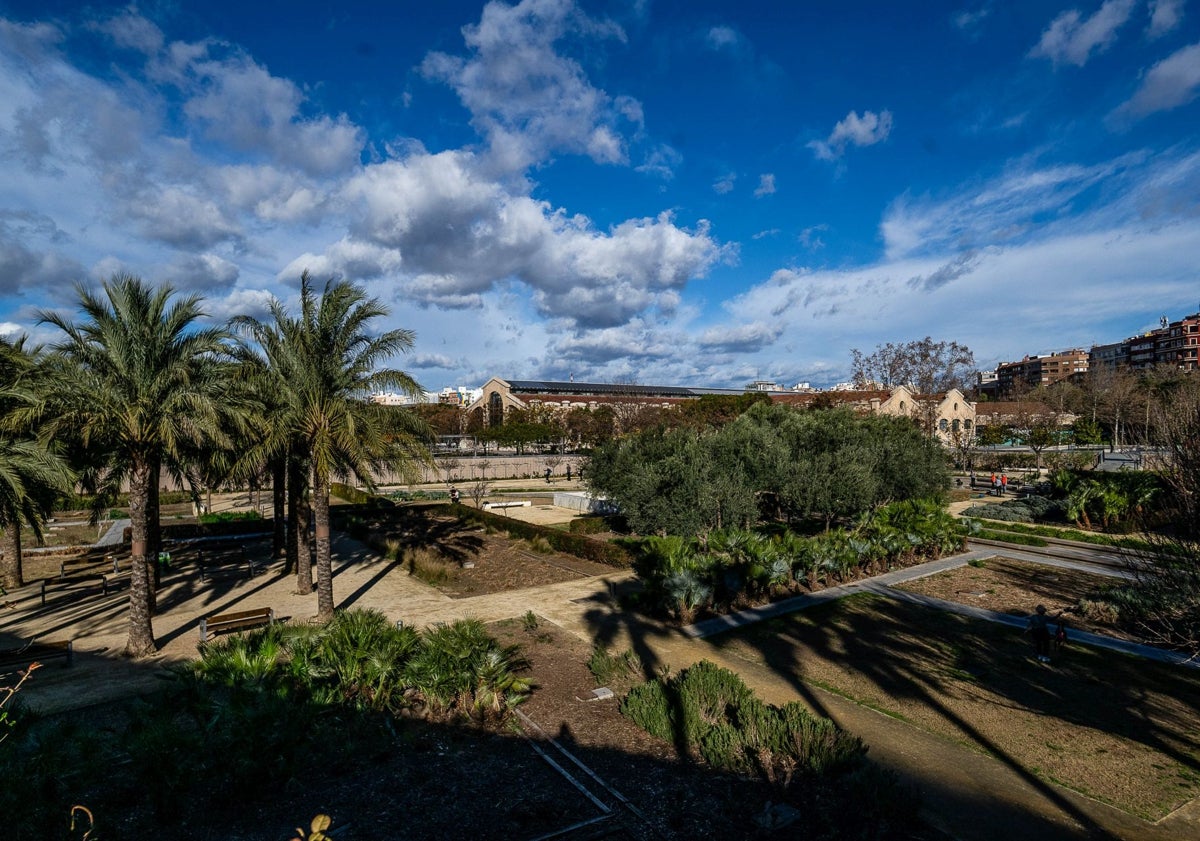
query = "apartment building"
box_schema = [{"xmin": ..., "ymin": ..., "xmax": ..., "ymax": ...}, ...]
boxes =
[
  {"xmin": 994, "ymin": 349, "xmax": 1089, "ymax": 394},
  {"xmin": 1087, "ymin": 312, "xmax": 1200, "ymax": 373}
]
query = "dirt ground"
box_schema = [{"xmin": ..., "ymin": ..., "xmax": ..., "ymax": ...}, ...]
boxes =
[
  {"xmin": 716, "ymin": 595, "xmax": 1200, "ymax": 821},
  {"xmin": 370, "ymin": 509, "xmax": 622, "ymax": 598},
  {"xmin": 894, "ymin": 556, "xmax": 1134, "ymax": 640}
]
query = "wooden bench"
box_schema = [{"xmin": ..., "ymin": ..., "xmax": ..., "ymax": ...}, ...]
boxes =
[
  {"xmin": 60, "ymin": 554, "xmax": 121, "ymax": 579},
  {"xmin": 199, "ymin": 607, "xmax": 275, "ymax": 642},
  {"xmin": 0, "ymin": 639, "xmax": 73, "ymax": 674},
  {"xmin": 40, "ymin": 573, "xmax": 126, "ymax": 607},
  {"xmin": 198, "ymin": 546, "xmax": 265, "ymax": 582}
]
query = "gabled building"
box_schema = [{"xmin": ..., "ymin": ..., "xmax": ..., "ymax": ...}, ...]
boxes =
[{"xmin": 465, "ymin": 377, "xmax": 975, "ymax": 446}]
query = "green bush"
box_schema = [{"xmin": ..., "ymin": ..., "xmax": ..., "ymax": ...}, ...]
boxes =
[
  {"xmin": 568, "ymin": 516, "xmax": 608, "ymax": 535},
  {"xmin": 619, "ymin": 660, "xmax": 910, "ymax": 838},
  {"xmin": 198, "ymin": 510, "xmax": 262, "ymax": 524}
]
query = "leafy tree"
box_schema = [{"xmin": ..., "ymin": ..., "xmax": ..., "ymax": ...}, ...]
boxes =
[
  {"xmin": 1071, "ymin": 417, "xmax": 1103, "ymax": 446},
  {"xmin": 236, "ymin": 273, "xmax": 427, "ymax": 620},
  {"xmin": 0, "ymin": 337, "xmax": 75, "ymax": 589},
  {"xmin": 850, "ymin": 336, "xmax": 975, "ymax": 393},
  {"xmin": 39, "ymin": 276, "xmax": 234, "ymax": 656},
  {"xmin": 589, "ymin": 404, "xmax": 946, "ymax": 536}
]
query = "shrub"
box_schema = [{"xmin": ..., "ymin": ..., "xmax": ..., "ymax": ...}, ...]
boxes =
[
  {"xmin": 198, "ymin": 510, "xmax": 262, "ymax": 524},
  {"xmin": 621, "ymin": 660, "xmax": 872, "ymax": 787},
  {"xmin": 568, "ymin": 516, "xmax": 608, "ymax": 535},
  {"xmin": 586, "ymin": 646, "xmax": 642, "ymax": 688}
]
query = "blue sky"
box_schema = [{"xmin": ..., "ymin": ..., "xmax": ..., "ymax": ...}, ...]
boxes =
[{"xmin": 1, "ymin": 0, "xmax": 1198, "ymax": 390}]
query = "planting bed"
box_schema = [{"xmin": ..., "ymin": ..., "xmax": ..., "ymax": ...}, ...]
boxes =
[{"xmin": 894, "ymin": 556, "xmax": 1137, "ymax": 640}]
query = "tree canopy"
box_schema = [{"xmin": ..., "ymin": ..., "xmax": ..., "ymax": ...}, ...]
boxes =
[
  {"xmin": 587, "ymin": 404, "xmax": 947, "ymax": 536},
  {"xmin": 850, "ymin": 337, "xmax": 975, "ymax": 393}
]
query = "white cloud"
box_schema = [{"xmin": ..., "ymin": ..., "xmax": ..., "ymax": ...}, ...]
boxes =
[
  {"xmin": 338, "ymin": 150, "xmax": 725, "ymax": 326},
  {"xmin": 1030, "ymin": 0, "xmax": 1135, "ymax": 67},
  {"xmin": 1147, "ymin": 0, "xmax": 1185, "ymax": 38},
  {"xmin": 698, "ymin": 321, "xmax": 782, "ymax": 353},
  {"xmin": 706, "ymin": 26, "xmax": 741, "ymax": 51},
  {"xmin": 181, "ymin": 51, "xmax": 365, "ymax": 177},
  {"xmin": 799, "ymin": 224, "xmax": 829, "ymax": 250},
  {"xmin": 953, "ymin": 6, "xmax": 991, "ymax": 34},
  {"xmin": 753, "ymin": 173, "xmax": 776, "ymax": 197},
  {"xmin": 713, "ymin": 172, "xmax": 737, "ymax": 194},
  {"xmin": 635, "ymin": 143, "xmax": 683, "ymax": 180},
  {"xmin": 420, "ymin": 0, "xmax": 637, "ymax": 173},
  {"xmin": 879, "ymin": 153, "xmax": 1143, "ymax": 260},
  {"xmin": 1111, "ymin": 42, "xmax": 1200, "ymax": 120},
  {"xmin": 808, "ymin": 110, "xmax": 893, "ymax": 161},
  {"xmin": 166, "ymin": 253, "xmax": 240, "ymax": 292}
]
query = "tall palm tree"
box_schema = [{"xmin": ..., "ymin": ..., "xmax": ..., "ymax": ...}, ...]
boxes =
[
  {"xmin": 39, "ymin": 275, "xmax": 234, "ymax": 657},
  {"xmin": 0, "ymin": 336, "xmax": 74, "ymax": 590},
  {"xmin": 235, "ymin": 272, "xmax": 427, "ymax": 619}
]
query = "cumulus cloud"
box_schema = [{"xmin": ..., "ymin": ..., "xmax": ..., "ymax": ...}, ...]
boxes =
[
  {"xmin": 125, "ymin": 186, "xmax": 243, "ymax": 250},
  {"xmin": 1030, "ymin": 0, "xmax": 1135, "ymax": 67},
  {"xmin": 420, "ymin": 0, "xmax": 637, "ymax": 173},
  {"xmin": 180, "ymin": 51, "xmax": 365, "ymax": 177},
  {"xmin": 166, "ymin": 253, "xmax": 240, "ymax": 292},
  {"xmin": 1111, "ymin": 42, "xmax": 1200, "ymax": 121},
  {"xmin": 1147, "ymin": 0, "xmax": 1185, "ymax": 38},
  {"xmin": 698, "ymin": 321, "xmax": 782, "ymax": 353},
  {"xmin": 808, "ymin": 110, "xmax": 893, "ymax": 161},
  {"xmin": 753, "ymin": 173, "xmax": 776, "ymax": 197}
]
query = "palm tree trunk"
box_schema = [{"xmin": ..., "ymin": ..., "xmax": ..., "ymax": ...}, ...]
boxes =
[
  {"xmin": 288, "ymin": 452, "xmax": 312, "ymax": 592},
  {"xmin": 126, "ymin": 458, "xmax": 157, "ymax": 657},
  {"xmin": 271, "ymin": 455, "xmax": 286, "ymax": 560},
  {"xmin": 147, "ymin": 456, "xmax": 161, "ymax": 607},
  {"xmin": 0, "ymin": 522, "xmax": 22, "ymax": 590},
  {"xmin": 313, "ymin": 467, "xmax": 334, "ymax": 620}
]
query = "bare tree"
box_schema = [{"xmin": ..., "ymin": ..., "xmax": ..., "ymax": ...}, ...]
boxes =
[
  {"xmin": 850, "ymin": 336, "xmax": 976, "ymax": 393},
  {"xmin": 468, "ymin": 478, "xmax": 491, "ymax": 509},
  {"xmin": 436, "ymin": 456, "xmax": 460, "ymax": 487},
  {"xmin": 544, "ymin": 454, "xmax": 563, "ymax": 482},
  {"xmin": 474, "ymin": 459, "xmax": 491, "ymax": 481}
]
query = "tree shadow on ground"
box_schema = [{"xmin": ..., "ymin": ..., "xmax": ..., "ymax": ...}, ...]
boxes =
[{"xmin": 708, "ymin": 594, "xmax": 1200, "ymax": 839}]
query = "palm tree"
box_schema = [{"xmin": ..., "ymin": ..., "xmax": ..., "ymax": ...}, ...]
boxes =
[
  {"xmin": 39, "ymin": 276, "xmax": 234, "ymax": 657},
  {"xmin": 0, "ymin": 336, "xmax": 74, "ymax": 590},
  {"xmin": 235, "ymin": 272, "xmax": 427, "ymax": 619}
]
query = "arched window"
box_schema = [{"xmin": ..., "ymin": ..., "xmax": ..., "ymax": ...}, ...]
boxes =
[
  {"xmin": 939, "ymin": 419, "xmax": 949, "ymax": 431},
  {"xmin": 952, "ymin": 419, "xmax": 961, "ymax": 432},
  {"xmin": 964, "ymin": 419, "xmax": 972, "ymax": 430},
  {"xmin": 488, "ymin": 391, "xmax": 504, "ymax": 427}
]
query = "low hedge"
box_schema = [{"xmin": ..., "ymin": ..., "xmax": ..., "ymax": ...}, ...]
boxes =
[
  {"xmin": 123, "ymin": 518, "xmax": 273, "ymax": 543},
  {"xmin": 448, "ymin": 505, "xmax": 632, "ymax": 568},
  {"xmin": 567, "ymin": 516, "xmax": 609, "ymax": 535},
  {"xmin": 331, "ymin": 482, "xmax": 373, "ymax": 505}
]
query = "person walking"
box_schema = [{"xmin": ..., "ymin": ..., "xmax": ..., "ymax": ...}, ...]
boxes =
[
  {"xmin": 1000, "ymin": 473, "xmax": 1008, "ymax": 496},
  {"xmin": 1026, "ymin": 604, "xmax": 1062, "ymax": 663}
]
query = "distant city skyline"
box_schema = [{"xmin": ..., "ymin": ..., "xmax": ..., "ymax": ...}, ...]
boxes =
[{"xmin": 1, "ymin": 0, "xmax": 1198, "ymax": 389}]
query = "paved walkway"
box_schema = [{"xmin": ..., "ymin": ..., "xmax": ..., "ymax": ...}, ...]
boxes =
[{"xmin": 2, "ymin": 526, "xmax": 1197, "ymax": 840}]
